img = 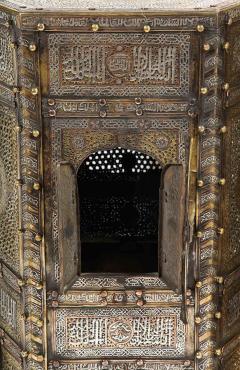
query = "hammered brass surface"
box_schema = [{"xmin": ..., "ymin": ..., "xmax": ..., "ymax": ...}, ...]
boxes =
[{"xmin": 0, "ymin": 1, "xmax": 240, "ymax": 370}]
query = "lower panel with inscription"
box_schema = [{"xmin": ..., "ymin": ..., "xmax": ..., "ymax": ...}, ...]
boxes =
[
  {"xmin": 50, "ymin": 307, "xmax": 186, "ymax": 358},
  {"xmin": 49, "ymin": 360, "xmax": 194, "ymax": 370}
]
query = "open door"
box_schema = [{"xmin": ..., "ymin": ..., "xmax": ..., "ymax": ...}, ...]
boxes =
[
  {"xmin": 57, "ymin": 162, "xmax": 80, "ymax": 293},
  {"xmin": 160, "ymin": 165, "xmax": 186, "ymax": 293}
]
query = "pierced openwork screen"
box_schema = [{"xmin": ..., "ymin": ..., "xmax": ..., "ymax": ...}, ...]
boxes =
[{"xmin": 78, "ymin": 148, "xmax": 161, "ymax": 273}]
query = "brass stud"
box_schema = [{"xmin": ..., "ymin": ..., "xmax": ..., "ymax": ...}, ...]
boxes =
[
  {"xmin": 32, "ymin": 130, "xmax": 40, "ymax": 138},
  {"xmin": 197, "ymin": 179, "xmax": 204, "ymax": 187},
  {"xmin": 15, "ymin": 125, "xmax": 22, "ymax": 133},
  {"xmin": 220, "ymin": 126, "xmax": 227, "ymax": 134},
  {"xmin": 15, "ymin": 179, "xmax": 23, "ymax": 186},
  {"xmin": 52, "ymin": 300, "xmax": 59, "ymax": 308},
  {"xmin": 48, "ymin": 98, "xmax": 55, "ymax": 106},
  {"xmin": 52, "ymin": 361, "xmax": 60, "ymax": 368},
  {"xmin": 215, "ymin": 348, "xmax": 222, "ymax": 356},
  {"xmin": 36, "ymin": 319, "xmax": 43, "ymax": 328},
  {"xmin": 49, "ymin": 110, "xmax": 56, "ymax": 117},
  {"xmin": 36, "ymin": 282, "xmax": 43, "ymax": 290},
  {"xmin": 196, "ymin": 231, "xmax": 203, "ymax": 238},
  {"xmin": 203, "ymin": 43, "xmax": 211, "ymax": 51},
  {"xmin": 135, "ymin": 97, "xmax": 142, "ymax": 105},
  {"xmin": 143, "ymin": 25, "xmax": 151, "ymax": 33},
  {"xmin": 217, "ymin": 227, "xmax": 224, "ymax": 235},
  {"xmin": 33, "ymin": 182, "xmax": 41, "ymax": 191},
  {"xmin": 136, "ymin": 108, "xmax": 143, "ymax": 116},
  {"xmin": 13, "ymin": 87, "xmax": 20, "ymax": 93},
  {"xmin": 184, "ymin": 361, "xmax": 191, "ymax": 367},
  {"xmin": 102, "ymin": 360, "xmax": 109, "ymax": 367},
  {"xmin": 91, "ymin": 24, "xmax": 99, "ymax": 32},
  {"xmin": 135, "ymin": 290, "xmax": 143, "ymax": 297},
  {"xmin": 29, "ymin": 43, "xmax": 37, "ymax": 52},
  {"xmin": 37, "ymin": 23, "xmax": 45, "ymax": 31},
  {"xmin": 200, "ymin": 87, "xmax": 208, "ymax": 95},
  {"xmin": 18, "ymin": 279, "xmax": 25, "ymax": 287},
  {"xmin": 186, "ymin": 289, "xmax": 192, "ymax": 297},
  {"xmin": 137, "ymin": 299, "xmax": 144, "ymax": 307},
  {"xmin": 222, "ymin": 83, "xmax": 230, "ymax": 91},
  {"xmin": 99, "ymin": 110, "xmax": 107, "ymax": 118},
  {"xmin": 31, "ymin": 87, "xmax": 38, "ymax": 96},
  {"xmin": 197, "ymin": 24, "xmax": 205, "ymax": 32},
  {"xmin": 196, "ymin": 281, "xmax": 203, "ymax": 288},
  {"xmin": 223, "ymin": 42, "xmax": 230, "ymax": 51},
  {"xmin": 136, "ymin": 359, "xmax": 144, "ymax": 366},
  {"xmin": 35, "ymin": 234, "xmax": 42, "ymax": 242},
  {"xmin": 20, "ymin": 351, "xmax": 28, "ymax": 358},
  {"xmin": 215, "ymin": 312, "xmax": 222, "ymax": 319},
  {"xmin": 196, "ymin": 351, "xmax": 203, "ymax": 359},
  {"xmin": 215, "ymin": 276, "xmax": 224, "ymax": 284},
  {"xmin": 219, "ymin": 178, "xmax": 226, "ymax": 186},
  {"xmin": 100, "ymin": 290, "xmax": 108, "ymax": 298},
  {"xmin": 195, "ymin": 316, "xmax": 201, "ymax": 324},
  {"xmin": 198, "ymin": 125, "xmax": 205, "ymax": 133}
]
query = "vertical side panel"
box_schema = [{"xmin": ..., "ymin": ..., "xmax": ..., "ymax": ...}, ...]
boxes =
[
  {"xmin": 160, "ymin": 164, "xmax": 185, "ymax": 292},
  {"xmin": 57, "ymin": 162, "xmax": 80, "ymax": 293}
]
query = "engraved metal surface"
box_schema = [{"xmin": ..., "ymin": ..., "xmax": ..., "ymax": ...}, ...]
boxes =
[
  {"xmin": 48, "ymin": 33, "xmax": 190, "ymax": 97},
  {"xmin": 46, "ymin": 117, "xmax": 189, "ymax": 287},
  {"xmin": 0, "ymin": 104, "xmax": 19, "ymax": 273},
  {"xmin": 0, "ymin": 25, "xmax": 15, "ymax": 86},
  {"xmin": 48, "ymin": 360, "xmax": 194, "ymax": 370},
  {"xmin": 52, "ymin": 307, "xmax": 185, "ymax": 358},
  {"xmin": 0, "ymin": 0, "xmax": 239, "ymax": 10}
]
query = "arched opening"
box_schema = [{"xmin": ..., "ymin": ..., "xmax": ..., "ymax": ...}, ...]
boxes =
[{"xmin": 77, "ymin": 147, "xmax": 162, "ymax": 274}]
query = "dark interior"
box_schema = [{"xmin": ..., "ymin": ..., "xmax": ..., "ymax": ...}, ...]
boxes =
[{"xmin": 77, "ymin": 148, "xmax": 161, "ymax": 273}]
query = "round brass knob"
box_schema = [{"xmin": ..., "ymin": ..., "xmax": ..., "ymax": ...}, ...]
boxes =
[
  {"xmin": 215, "ymin": 312, "xmax": 222, "ymax": 319},
  {"xmin": 29, "ymin": 43, "xmax": 37, "ymax": 52},
  {"xmin": 200, "ymin": 87, "xmax": 208, "ymax": 95},
  {"xmin": 35, "ymin": 233, "xmax": 42, "ymax": 242},
  {"xmin": 222, "ymin": 83, "xmax": 230, "ymax": 91},
  {"xmin": 223, "ymin": 42, "xmax": 230, "ymax": 51},
  {"xmin": 37, "ymin": 23, "xmax": 45, "ymax": 31},
  {"xmin": 32, "ymin": 129, "xmax": 40, "ymax": 138},
  {"xmin": 220, "ymin": 126, "xmax": 227, "ymax": 134},
  {"xmin": 215, "ymin": 348, "xmax": 222, "ymax": 356},
  {"xmin": 33, "ymin": 182, "xmax": 41, "ymax": 191},
  {"xmin": 197, "ymin": 179, "xmax": 204, "ymax": 187},
  {"xmin": 196, "ymin": 281, "xmax": 203, "ymax": 288},
  {"xmin": 215, "ymin": 276, "xmax": 224, "ymax": 284},
  {"xmin": 195, "ymin": 316, "xmax": 201, "ymax": 324},
  {"xmin": 196, "ymin": 24, "xmax": 205, "ymax": 32},
  {"xmin": 198, "ymin": 125, "xmax": 205, "ymax": 133},
  {"xmin": 196, "ymin": 231, "xmax": 203, "ymax": 238},
  {"xmin": 48, "ymin": 99, "xmax": 55, "ymax": 106},
  {"xmin": 196, "ymin": 351, "xmax": 203, "ymax": 359},
  {"xmin": 203, "ymin": 43, "xmax": 211, "ymax": 51},
  {"xmin": 219, "ymin": 178, "xmax": 226, "ymax": 186},
  {"xmin": 143, "ymin": 25, "xmax": 151, "ymax": 33},
  {"xmin": 31, "ymin": 87, "xmax": 38, "ymax": 96},
  {"xmin": 217, "ymin": 227, "xmax": 224, "ymax": 235},
  {"xmin": 92, "ymin": 24, "xmax": 99, "ymax": 32}
]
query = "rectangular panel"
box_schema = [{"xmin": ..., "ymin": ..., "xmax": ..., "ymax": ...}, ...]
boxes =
[
  {"xmin": 48, "ymin": 33, "xmax": 191, "ymax": 97},
  {"xmin": 49, "ymin": 359, "xmax": 194, "ymax": 370},
  {"xmin": 51, "ymin": 307, "xmax": 186, "ymax": 358}
]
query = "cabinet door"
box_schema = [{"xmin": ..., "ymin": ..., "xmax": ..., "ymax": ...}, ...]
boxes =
[
  {"xmin": 57, "ymin": 162, "xmax": 80, "ymax": 293},
  {"xmin": 160, "ymin": 164, "xmax": 185, "ymax": 292}
]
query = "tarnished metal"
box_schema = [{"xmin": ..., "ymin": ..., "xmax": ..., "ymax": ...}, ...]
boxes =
[{"xmin": 0, "ymin": 0, "xmax": 240, "ymax": 369}]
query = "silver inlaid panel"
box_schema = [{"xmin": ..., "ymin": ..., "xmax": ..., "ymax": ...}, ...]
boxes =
[
  {"xmin": 53, "ymin": 307, "xmax": 185, "ymax": 358},
  {"xmin": 48, "ymin": 33, "xmax": 190, "ymax": 97},
  {"xmin": 0, "ymin": 0, "xmax": 239, "ymax": 10}
]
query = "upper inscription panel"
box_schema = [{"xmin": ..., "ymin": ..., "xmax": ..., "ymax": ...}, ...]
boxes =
[
  {"xmin": 0, "ymin": 0, "xmax": 239, "ymax": 11},
  {"xmin": 48, "ymin": 33, "xmax": 190, "ymax": 98}
]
